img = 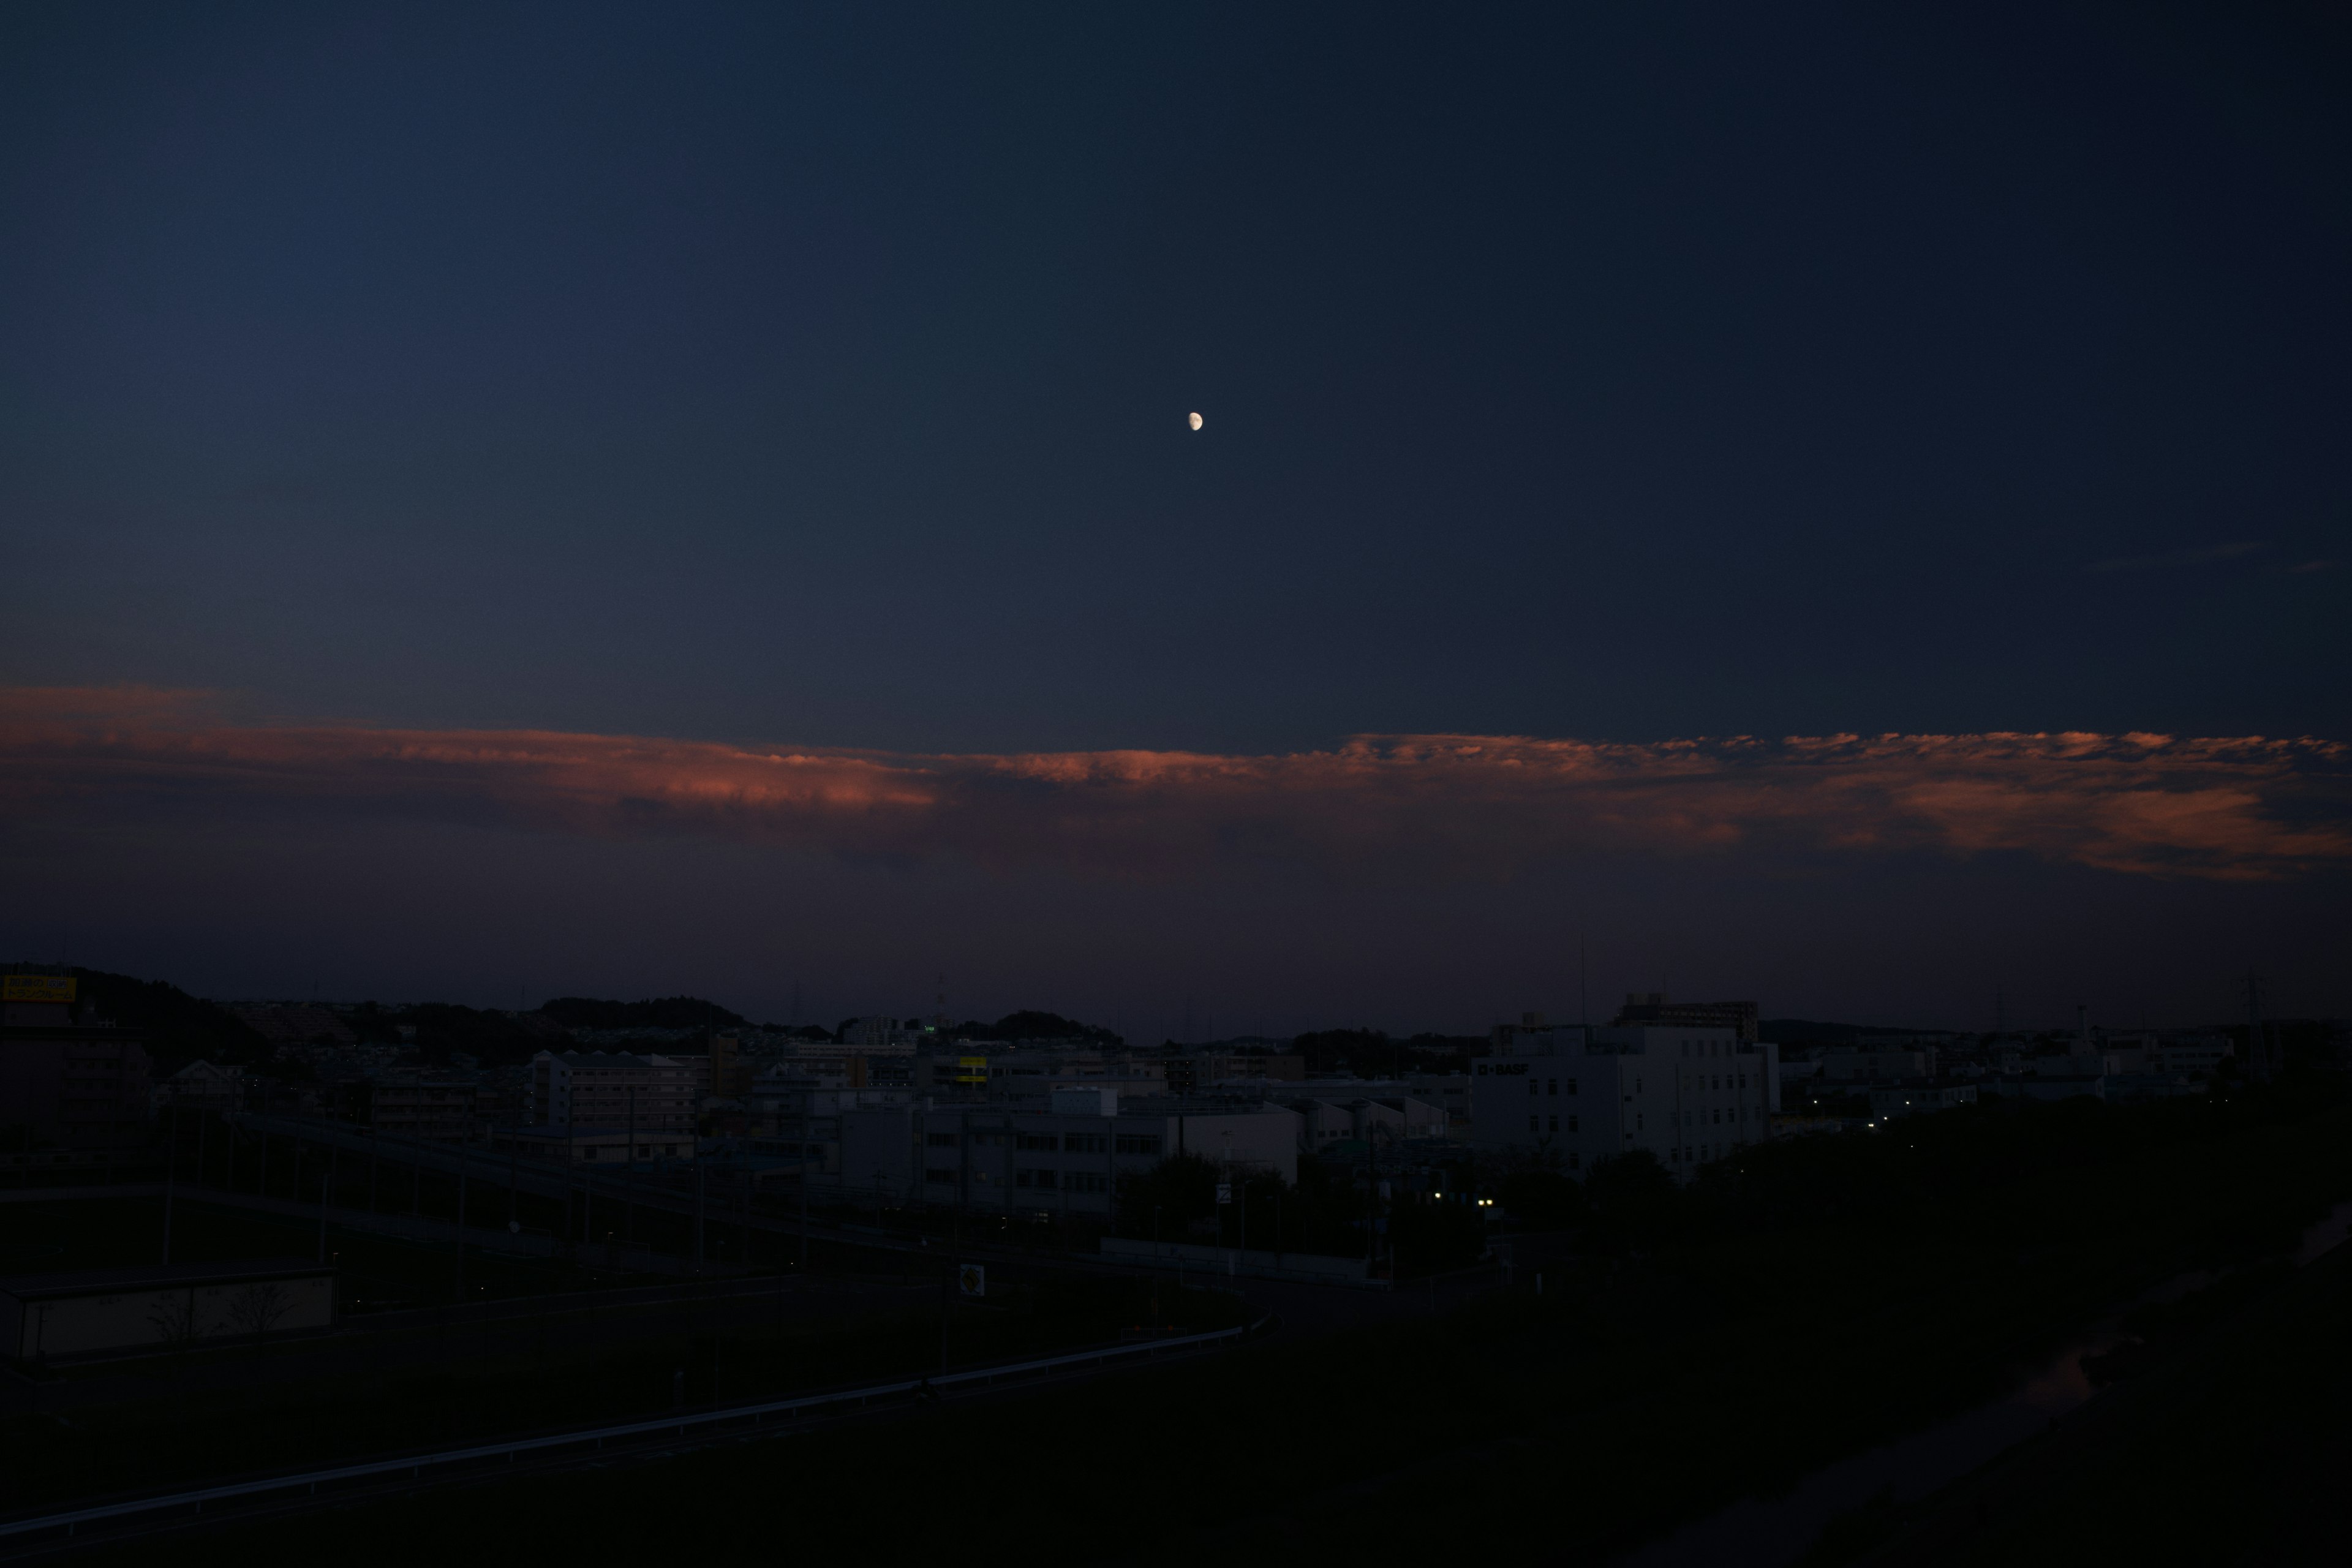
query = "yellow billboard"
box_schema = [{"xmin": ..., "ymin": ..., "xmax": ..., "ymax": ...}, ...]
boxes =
[{"xmin": 3, "ymin": 976, "xmax": 76, "ymax": 1003}]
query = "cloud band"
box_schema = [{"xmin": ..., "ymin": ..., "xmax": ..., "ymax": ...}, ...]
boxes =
[{"xmin": 3, "ymin": 687, "xmax": 2346, "ymax": 883}]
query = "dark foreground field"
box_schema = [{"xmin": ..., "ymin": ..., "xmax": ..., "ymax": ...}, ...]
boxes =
[{"xmin": 15, "ymin": 1074, "xmax": 2352, "ymax": 1566}]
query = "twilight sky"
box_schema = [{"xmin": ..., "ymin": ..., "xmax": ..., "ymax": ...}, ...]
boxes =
[{"xmin": 3, "ymin": 3, "xmax": 2347, "ymax": 1033}]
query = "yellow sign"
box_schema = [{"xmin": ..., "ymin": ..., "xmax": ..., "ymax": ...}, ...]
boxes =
[
  {"xmin": 954, "ymin": 1054, "xmax": 988, "ymax": 1085},
  {"xmin": 3, "ymin": 976, "xmax": 75, "ymax": 1003}
]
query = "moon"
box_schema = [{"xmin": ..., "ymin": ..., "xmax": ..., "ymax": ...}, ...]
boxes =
[{"xmin": 1188, "ymin": 411, "xmax": 1203, "ymax": 431}]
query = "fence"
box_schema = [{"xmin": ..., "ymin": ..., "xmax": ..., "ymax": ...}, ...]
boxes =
[{"xmin": 0, "ymin": 1318, "xmax": 1261, "ymax": 1547}]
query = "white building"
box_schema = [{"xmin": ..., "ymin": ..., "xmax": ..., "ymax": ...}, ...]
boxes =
[
  {"xmin": 1284, "ymin": 1094, "xmax": 1449, "ymax": 1150},
  {"xmin": 1470, "ymin": 1025, "xmax": 1777, "ymax": 1180},
  {"xmin": 840, "ymin": 1090, "xmax": 1299, "ymax": 1216}
]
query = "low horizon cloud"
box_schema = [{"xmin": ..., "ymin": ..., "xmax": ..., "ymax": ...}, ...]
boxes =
[
  {"xmin": 4, "ymin": 687, "xmax": 2348, "ymax": 886},
  {"xmin": 2086, "ymin": 541, "xmax": 2265, "ymax": 574}
]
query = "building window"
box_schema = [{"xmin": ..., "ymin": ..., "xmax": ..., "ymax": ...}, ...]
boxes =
[
  {"xmin": 1016, "ymin": 1133, "xmax": 1059, "ymax": 1151},
  {"xmin": 1637, "ymin": 1113, "xmax": 1644, "ymax": 1130},
  {"xmin": 1528, "ymin": 1115, "xmax": 1539, "ymax": 1133},
  {"xmin": 1013, "ymin": 1168, "xmax": 1057, "ymax": 1189},
  {"xmin": 1065, "ymin": 1134, "xmax": 1106, "ymax": 1154},
  {"xmin": 925, "ymin": 1168, "xmax": 957, "ymax": 1185},
  {"xmin": 1114, "ymin": 1135, "xmax": 1161, "ymax": 1156},
  {"xmin": 1567, "ymin": 1116, "xmax": 1578, "ymax": 1133},
  {"xmin": 1528, "ymin": 1079, "xmax": 1538, "ymax": 1097},
  {"xmin": 1067, "ymin": 1172, "xmax": 1107, "ymax": 1193},
  {"xmin": 1566, "ymin": 1078, "xmax": 1577, "ymax": 1096},
  {"xmin": 1547, "ymin": 1079, "xmax": 1558, "ymax": 1096},
  {"xmin": 1547, "ymin": 1115, "xmax": 1558, "ymax": 1132},
  {"xmin": 925, "ymin": 1132, "xmax": 958, "ymax": 1147}
]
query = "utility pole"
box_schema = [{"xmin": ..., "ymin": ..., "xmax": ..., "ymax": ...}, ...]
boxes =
[
  {"xmin": 695, "ymin": 1159, "xmax": 706, "ymax": 1271},
  {"xmin": 2243, "ymin": 969, "xmax": 2272, "ymax": 1083},
  {"xmin": 160, "ymin": 1106, "xmax": 178, "ymax": 1265},
  {"xmin": 317, "ymin": 1148, "xmax": 332, "ymax": 1263}
]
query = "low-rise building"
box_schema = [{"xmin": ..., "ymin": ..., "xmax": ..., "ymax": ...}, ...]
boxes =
[
  {"xmin": 156, "ymin": 1059, "xmax": 244, "ymax": 1112},
  {"xmin": 841, "ymin": 1091, "xmax": 1300, "ymax": 1215}
]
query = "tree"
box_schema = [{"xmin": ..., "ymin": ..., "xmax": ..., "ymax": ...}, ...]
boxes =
[
  {"xmin": 148, "ymin": 1288, "xmax": 204, "ymax": 1348},
  {"xmin": 1115, "ymin": 1153, "xmax": 1221, "ymax": 1239},
  {"xmin": 1581, "ymin": 1149, "xmax": 1686, "ymax": 1254},
  {"xmin": 224, "ymin": 1281, "xmax": 296, "ymax": 1349},
  {"xmin": 1499, "ymin": 1169, "xmax": 1586, "ymax": 1231}
]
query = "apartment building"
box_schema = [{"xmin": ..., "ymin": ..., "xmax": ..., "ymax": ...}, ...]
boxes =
[
  {"xmin": 1471, "ymin": 1024, "xmax": 1778, "ymax": 1180},
  {"xmin": 528, "ymin": 1050, "xmax": 701, "ymax": 1133},
  {"xmin": 363, "ymin": 1077, "xmax": 486, "ymax": 1140}
]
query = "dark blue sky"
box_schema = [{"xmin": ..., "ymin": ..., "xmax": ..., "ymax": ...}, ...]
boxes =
[
  {"xmin": 7, "ymin": 0, "xmax": 2345, "ymax": 750},
  {"xmin": 4, "ymin": 3, "xmax": 2347, "ymax": 1030}
]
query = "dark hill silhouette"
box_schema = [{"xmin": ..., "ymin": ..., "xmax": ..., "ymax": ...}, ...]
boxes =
[
  {"xmin": 7, "ymin": 965, "xmax": 266, "ymax": 1070},
  {"xmin": 946, "ymin": 1011, "xmax": 1121, "ymax": 1046},
  {"xmin": 538, "ymin": 996, "xmax": 748, "ymax": 1031}
]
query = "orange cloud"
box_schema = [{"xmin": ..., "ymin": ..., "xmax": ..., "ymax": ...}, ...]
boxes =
[{"xmin": 2, "ymin": 688, "xmax": 2345, "ymax": 883}]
